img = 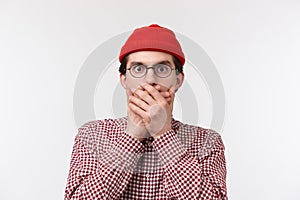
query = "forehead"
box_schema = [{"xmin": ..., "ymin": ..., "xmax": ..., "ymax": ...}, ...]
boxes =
[{"xmin": 127, "ymin": 51, "xmax": 173, "ymax": 64}]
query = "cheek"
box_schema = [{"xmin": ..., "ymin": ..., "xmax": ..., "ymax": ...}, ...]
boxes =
[
  {"xmin": 126, "ymin": 79, "xmax": 142, "ymax": 92},
  {"xmin": 158, "ymin": 78, "xmax": 177, "ymax": 90}
]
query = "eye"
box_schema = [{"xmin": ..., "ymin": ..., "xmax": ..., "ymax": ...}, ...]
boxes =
[
  {"xmin": 132, "ymin": 65, "xmax": 145, "ymax": 73},
  {"xmin": 156, "ymin": 64, "xmax": 169, "ymax": 73}
]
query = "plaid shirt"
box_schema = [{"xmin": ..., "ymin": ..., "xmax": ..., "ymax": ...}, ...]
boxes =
[{"xmin": 64, "ymin": 117, "xmax": 227, "ymax": 199}]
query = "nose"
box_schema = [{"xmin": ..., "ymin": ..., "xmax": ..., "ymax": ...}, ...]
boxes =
[{"xmin": 144, "ymin": 68, "xmax": 157, "ymax": 85}]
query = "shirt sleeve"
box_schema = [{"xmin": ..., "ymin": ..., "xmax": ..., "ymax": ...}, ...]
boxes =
[
  {"xmin": 64, "ymin": 124, "xmax": 145, "ymax": 199},
  {"xmin": 152, "ymin": 129, "xmax": 227, "ymax": 200}
]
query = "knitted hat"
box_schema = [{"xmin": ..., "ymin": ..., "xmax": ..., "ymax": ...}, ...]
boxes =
[{"xmin": 119, "ymin": 24, "xmax": 185, "ymax": 66}]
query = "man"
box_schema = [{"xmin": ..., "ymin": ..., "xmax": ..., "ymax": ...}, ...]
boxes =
[{"xmin": 65, "ymin": 24, "xmax": 227, "ymax": 199}]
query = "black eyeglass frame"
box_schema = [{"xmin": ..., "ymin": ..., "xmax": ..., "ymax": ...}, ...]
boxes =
[{"xmin": 127, "ymin": 64, "xmax": 178, "ymax": 78}]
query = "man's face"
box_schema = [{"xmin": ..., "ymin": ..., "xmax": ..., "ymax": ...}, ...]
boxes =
[{"xmin": 120, "ymin": 51, "xmax": 184, "ymax": 94}]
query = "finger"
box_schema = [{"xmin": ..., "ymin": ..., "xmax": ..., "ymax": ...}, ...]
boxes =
[
  {"xmin": 127, "ymin": 105, "xmax": 145, "ymax": 126},
  {"xmin": 128, "ymin": 102, "xmax": 150, "ymax": 122},
  {"xmin": 135, "ymin": 85, "xmax": 144, "ymax": 91},
  {"xmin": 158, "ymin": 91, "xmax": 170, "ymax": 104},
  {"xmin": 128, "ymin": 101, "xmax": 144, "ymax": 119},
  {"xmin": 135, "ymin": 89, "xmax": 169, "ymax": 102},
  {"xmin": 160, "ymin": 91, "xmax": 170, "ymax": 98},
  {"xmin": 141, "ymin": 83, "xmax": 165, "ymax": 102},
  {"xmin": 154, "ymin": 84, "xmax": 161, "ymax": 92},
  {"xmin": 134, "ymin": 88, "xmax": 156, "ymax": 105},
  {"xmin": 134, "ymin": 85, "xmax": 171, "ymax": 104},
  {"xmin": 166, "ymin": 97, "xmax": 171, "ymax": 103},
  {"xmin": 156, "ymin": 84, "xmax": 169, "ymax": 92},
  {"xmin": 128, "ymin": 95, "xmax": 150, "ymax": 111},
  {"xmin": 131, "ymin": 87, "xmax": 146, "ymax": 101},
  {"xmin": 146, "ymin": 85, "xmax": 170, "ymax": 97},
  {"xmin": 127, "ymin": 101, "xmax": 136, "ymax": 116}
]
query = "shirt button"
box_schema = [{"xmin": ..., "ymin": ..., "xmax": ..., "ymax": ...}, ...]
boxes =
[{"xmin": 145, "ymin": 173, "xmax": 150, "ymax": 178}]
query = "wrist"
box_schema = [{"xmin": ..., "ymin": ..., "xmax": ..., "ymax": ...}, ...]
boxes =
[
  {"xmin": 125, "ymin": 129, "xmax": 146, "ymax": 142},
  {"xmin": 153, "ymin": 126, "xmax": 172, "ymax": 139}
]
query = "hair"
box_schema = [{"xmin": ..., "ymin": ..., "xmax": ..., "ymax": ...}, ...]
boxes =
[{"xmin": 118, "ymin": 54, "xmax": 183, "ymax": 75}]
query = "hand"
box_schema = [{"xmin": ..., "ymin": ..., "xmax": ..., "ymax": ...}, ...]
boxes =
[
  {"xmin": 126, "ymin": 89, "xmax": 149, "ymax": 141},
  {"xmin": 128, "ymin": 83, "xmax": 175, "ymax": 139},
  {"xmin": 133, "ymin": 84, "xmax": 172, "ymax": 105}
]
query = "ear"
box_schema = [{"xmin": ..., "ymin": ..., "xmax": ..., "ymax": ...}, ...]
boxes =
[
  {"xmin": 120, "ymin": 73, "xmax": 127, "ymax": 89},
  {"xmin": 175, "ymin": 73, "xmax": 184, "ymax": 91}
]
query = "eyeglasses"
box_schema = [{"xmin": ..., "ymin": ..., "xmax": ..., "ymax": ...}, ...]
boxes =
[{"xmin": 127, "ymin": 64, "xmax": 177, "ymax": 78}]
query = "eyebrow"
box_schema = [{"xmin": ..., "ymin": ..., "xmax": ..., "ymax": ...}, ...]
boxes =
[{"xmin": 129, "ymin": 60, "xmax": 173, "ymax": 67}]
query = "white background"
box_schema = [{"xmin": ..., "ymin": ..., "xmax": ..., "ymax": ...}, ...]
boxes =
[{"xmin": 1, "ymin": 0, "xmax": 300, "ymax": 199}]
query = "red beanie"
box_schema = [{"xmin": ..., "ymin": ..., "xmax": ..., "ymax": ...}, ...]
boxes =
[{"xmin": 119, "ymin": 24, "xmax": 185, "ymax": 66}]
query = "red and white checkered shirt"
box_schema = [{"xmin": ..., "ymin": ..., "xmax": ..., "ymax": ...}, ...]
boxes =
[{"xmin": 64, "ymin": 117, "xmax": 227, "ymax": 199}]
